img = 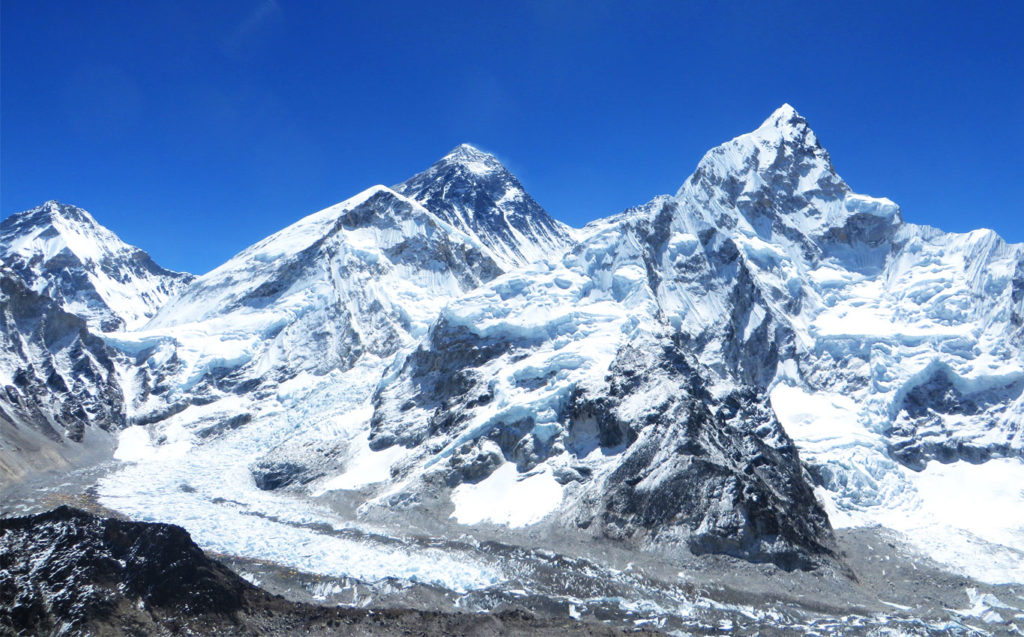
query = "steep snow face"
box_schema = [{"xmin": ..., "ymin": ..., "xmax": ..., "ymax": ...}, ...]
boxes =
[
  {"xmin": 395, "ymin": 144, "xmax": 576, "ymax": 270},
  {"xmin": 349, "ymin": 104, "xmax": 1024, "ymax": 579},
  {"xmin": 676, "ymin": 104, "xmax": 877, "ymax": 239},
  {"xmin": 0, "ymin": 201, "xmax": 193, "ymax": 332},
  {"xmin": 124, "ymin": 185, "xmax": 502, "ymax": 413},
  {"xmin": 645, "ymin": 105, "xmax": 1022, "ymax": 463},
  {"xmin": 774, "ymin": 226, "xmax": 1024, "ymax": 583},
  {"xmin": 44, "ymin": 105, "xmax": 1021, "ymax": 590},
  {"xmin": 91, "ymin": 186, "xmax": 513, "ymax": 592},
  {"xmin": 82, "ymin": 136, "xmax": 836, "ymax": 577}
]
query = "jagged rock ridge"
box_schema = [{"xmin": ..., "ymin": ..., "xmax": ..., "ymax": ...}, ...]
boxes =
[{"xmin": 0, "ymin": 270, "xmax": 126, "ymax": 481}]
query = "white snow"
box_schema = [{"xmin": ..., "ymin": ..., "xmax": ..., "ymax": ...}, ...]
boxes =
[
  {"xmin": 843, "ymin": 193, "xmax": 901, "ymax": 220},
  {"xmin": 99, "ymin": 363, "xmax": 504, "ymax": 592},
  {"xmin": 771, "ymin": 383, "xmax": 1024, "ymax": 584},
  {"xmin": 956, "ymin": 587, "xmax": 1016, "ymax": 624},
  {"xmin": 66, "ymin": 104, "xmax": 1024, "ymax": 594},
  {"xmin": 769, "ymin": 385, "xmax": 875, "ymax": 454},
  {"xmin": 313, "ymin": 432, "xmax": 407, "ymax": 494},
  {"xmin": 112, "ymin": 426, "xmax": 156, "ymax": 462},
  {"xmin": 450, "ymin": 463, "xmax": 564, "ymax": 527},
  {"xmin": 113, "ymin": 424, "xmax": 192, "ymax": 462}
]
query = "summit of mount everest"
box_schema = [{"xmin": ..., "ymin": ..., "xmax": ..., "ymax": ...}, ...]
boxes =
[
  {"xmin": 394, "ymin": 143, "xmax": 576, "ymax": 269},
  {"xmin": 3, "ymin": 106, "xmax": 1023, "ymax": 635}
]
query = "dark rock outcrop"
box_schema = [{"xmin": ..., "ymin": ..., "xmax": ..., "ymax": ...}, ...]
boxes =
[{"xmin": 0, "ymin": 506, "xmax": 247, "ymax": 634}]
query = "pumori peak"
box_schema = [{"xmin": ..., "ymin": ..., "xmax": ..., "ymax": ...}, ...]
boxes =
[
  {"xmin": 2, "ymin": 200, "xmax": 110, "ymax": 242},
  {"xmin": 0, "ymin": 201, "xmax": 193, "ymax": 332}
]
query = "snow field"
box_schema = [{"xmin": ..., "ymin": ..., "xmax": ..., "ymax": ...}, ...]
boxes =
[{"xmin": 450, "ymin": 463, "xmax": 564, "ymax": 527}]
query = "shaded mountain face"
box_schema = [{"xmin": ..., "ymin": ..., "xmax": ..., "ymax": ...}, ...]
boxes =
[
  {"xmin": 0, "ymin": 270, "xmax": 126, "ymax": 481},
  {"xmin": 395, "ymin": 144, "xmax": 576, "ymax": 269},
  {"xmin": 0, "ymin": 201, "xmax": 193, "ymax": 332}
]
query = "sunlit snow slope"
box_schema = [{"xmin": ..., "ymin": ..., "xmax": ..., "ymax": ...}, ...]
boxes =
[
  {"xmin": 357, "ymin": 104, "xmax": 1024, "ymax": 581},
  {"xmin": 658, "ymin": 105, "xmax": 1024, "ymax": 582},
  {"xmin": 0, "ymin": 201, "xmax": 193, "ymax": 332}
]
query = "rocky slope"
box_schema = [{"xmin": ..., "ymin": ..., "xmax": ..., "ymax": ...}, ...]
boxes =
[
  {"xmin": 366, "ymin": 106, "xmax": 1020, "ymax": 582},
  {"xmin": 0, "ymin": 270, "xmax": 126, "ymax": 481},
  {"xmin": 354, "ymin": 105, "xmax": 1023, "ymax": 578},
  {"xmin": 395, "ymin": 144, "xmax": 576, "ymax": 269},
  {"xmin": 142, "ymin": 184, "xmax": 501, "ymax": 386},
  {"xmin": 0, "ymin": 201, "xmax": 194, "ymax": 483}
]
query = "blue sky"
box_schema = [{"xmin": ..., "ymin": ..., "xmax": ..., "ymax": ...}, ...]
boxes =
[{"xmin": 3, "ymin": 1, "xmax": 1022, "ymax": 274}]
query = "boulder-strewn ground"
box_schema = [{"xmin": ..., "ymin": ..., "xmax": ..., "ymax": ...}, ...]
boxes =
[{"xmin": 0, "ymin": 506, "xmax": 655, "ymax": 636}]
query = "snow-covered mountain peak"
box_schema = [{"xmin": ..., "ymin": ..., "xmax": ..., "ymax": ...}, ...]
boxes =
[
  {"xmin": 753, "ymin": 102, "xmax": 829, "ymax": 162},
  {"xmin": 0, "ymin": 201, "xmax": 193, "ymax": 331},
  {"xmin": 3, "ymin": 201, "xmax": 114, "ymax": 259},
  {"xmin": 165, "ymin": 184, "xmax": 496, "ymax": 283},
  {"xmin": 7, "ymin": 110, "xmax": 1024, "ymax": 616},
  {"xmin": 673, "ymin": 105, "xmax": 901, "ymax": 240},
  {"xmin": 26, "ymin": 199, "xmax": 88, "ymax": 219},
  {"xmin": 757, "ymin": 103, "xmax": 808, "ymax": 132},
  {"xmin": 743, "ymin": 103, "xmax": 826, "ymax": 163},
  {"xmin": 146, "ymin": 184, "xmax": 501, "ymax": 321},
  {"xmin": 124, "ymin": 183, "xmax": 504, "ymax": 404},
  {"xmin": 31, "ymin": 199, "xmax": 96, "ymax": 223},
  {"xmin": 681, "ymin": 104, "xmax": 836, "ymax": 195},
  {"xmin": 395, "ymin": 145, "xmax": 575, "ymax": 269},
  {"xmin": 439, "ymin": 143, "xmax": 504, "ymax": 175},
  {"xmin": 403, "ymin": 143, "xmax": 522, "ymax": 197}
]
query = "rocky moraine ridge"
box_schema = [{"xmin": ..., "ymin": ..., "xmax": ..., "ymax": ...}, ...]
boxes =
[{"xmin": 0, "ymin": 506, "xmax": 651, "ymax": 636}]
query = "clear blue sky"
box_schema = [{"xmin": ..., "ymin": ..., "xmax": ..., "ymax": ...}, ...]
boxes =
[{"xmin": 3, "ymin": 1, "xmax": 1022, "ymax": 274}]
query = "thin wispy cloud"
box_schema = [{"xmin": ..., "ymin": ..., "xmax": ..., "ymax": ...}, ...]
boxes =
[{"xmin": 222, "ymin": 0, "xmax": 281, "ymax": 56}]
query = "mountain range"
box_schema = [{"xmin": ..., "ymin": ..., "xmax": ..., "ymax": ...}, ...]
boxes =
[{"xmin": 2, "ymin": 105, "xmax": 1022, "ymax": 634}]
